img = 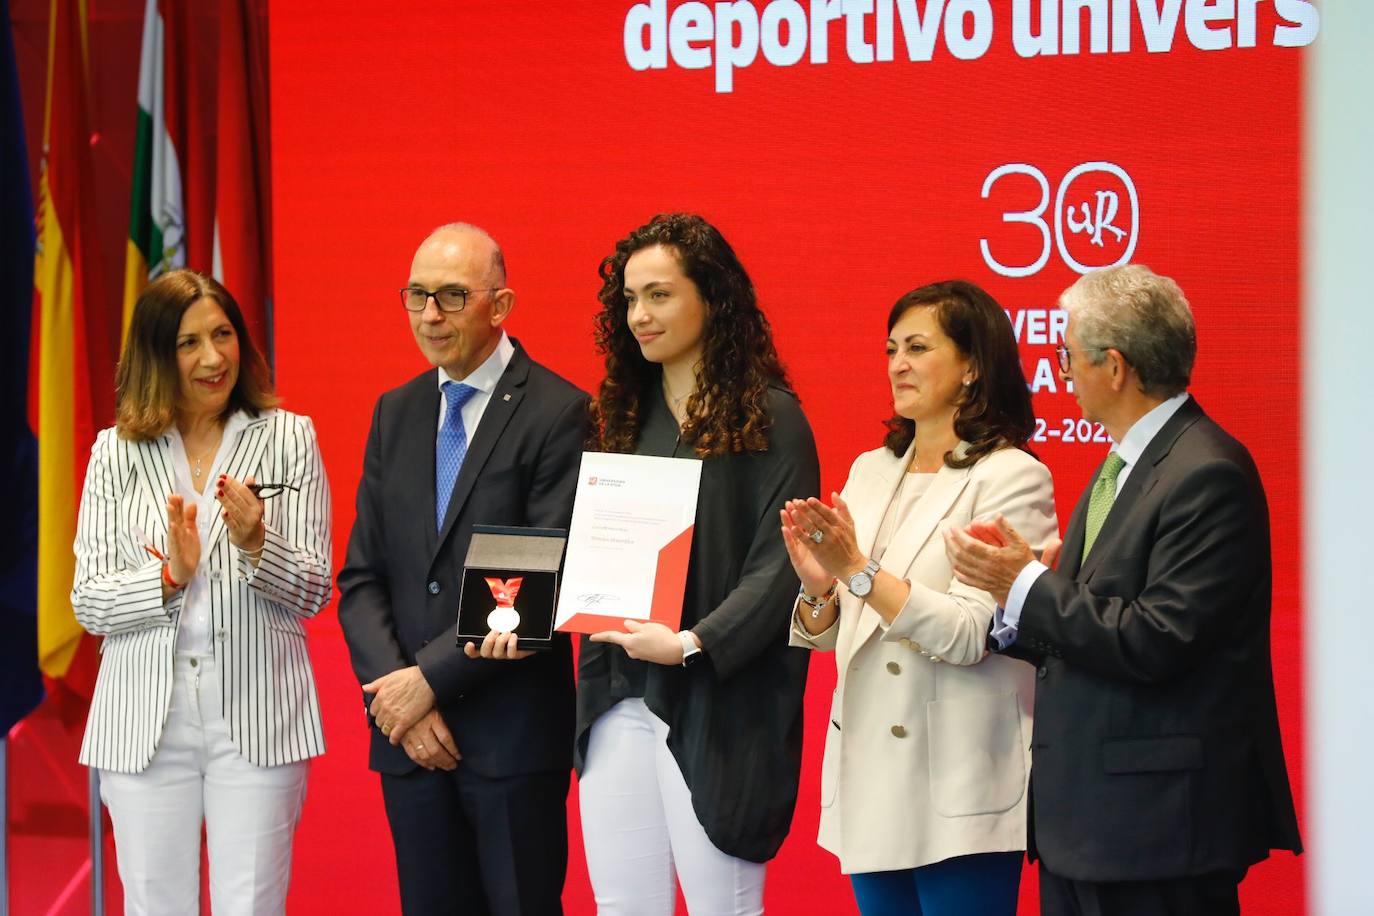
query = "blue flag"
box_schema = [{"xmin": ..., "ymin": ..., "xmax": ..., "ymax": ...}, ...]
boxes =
[{"xmin": 0, "ymin": 2, "xmax": 45, "ymax": 734}]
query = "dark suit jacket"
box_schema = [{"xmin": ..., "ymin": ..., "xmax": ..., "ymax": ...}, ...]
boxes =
[
  {"xmin": 338, "ymin": 341, "xmax": 587, "ymax": 778},
  {"xmin": 1009, "ymin": 397, "xmax": 1301, "ymax": 882}
]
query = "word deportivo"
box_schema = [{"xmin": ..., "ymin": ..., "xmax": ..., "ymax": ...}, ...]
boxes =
[{"xmin": 623, "ymin": 0, "xmax": 1320, "ymax": 93}]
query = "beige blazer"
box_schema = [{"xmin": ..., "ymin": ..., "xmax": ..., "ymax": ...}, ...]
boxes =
[{"xmin": 791, "ymin": 442, "xmax": 1057, "ymax": 874}]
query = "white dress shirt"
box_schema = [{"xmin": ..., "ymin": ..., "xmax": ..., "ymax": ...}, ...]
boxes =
[
  {"xmin": 436, "ymin": 332, "xmax": 514, "ymax": 436},
  {"xmin": 167, "ymin": 410, "xmax": 253, "ymax": 654},
  {"xmin": 993, "ymin": 392, "xmax": 1191, "ymax": 647}
]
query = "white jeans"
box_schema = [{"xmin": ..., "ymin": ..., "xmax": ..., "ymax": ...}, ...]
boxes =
[
  {"xmin": 580, "ymin": 698, "xmax": 766, "ymax": 916},
  {"xmin": 99, "ymin": 653, "xmax": 308, "ymax": 916}
]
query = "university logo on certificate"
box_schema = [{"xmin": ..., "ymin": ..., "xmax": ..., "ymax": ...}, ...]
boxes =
[{"xmin": 554, "ymin": 452, "xmax": 702, "ymax": 635}]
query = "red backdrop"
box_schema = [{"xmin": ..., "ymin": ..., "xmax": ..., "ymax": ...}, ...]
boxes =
[{"xmin": 269, "ymin": 2, "xmax": 1307, "ymax": 912}]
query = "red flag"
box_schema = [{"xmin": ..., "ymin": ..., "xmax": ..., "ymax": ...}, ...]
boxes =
[{"xmin": 213, "ymin": 0, "xmax": 271, "ymax": 348}]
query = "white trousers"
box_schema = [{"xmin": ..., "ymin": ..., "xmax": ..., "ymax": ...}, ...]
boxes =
[
  {"xmin": 580, "ymin": 698, "xmax": 766, "ymax": 916},
  {"xmin": 99, "ymin": 653, "xmax": 308, "ymax": 916}
]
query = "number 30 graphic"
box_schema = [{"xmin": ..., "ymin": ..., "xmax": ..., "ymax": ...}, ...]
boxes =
[{"xmin": 979, "ymin": 162, "xmax": 1140, "ymax": 278}]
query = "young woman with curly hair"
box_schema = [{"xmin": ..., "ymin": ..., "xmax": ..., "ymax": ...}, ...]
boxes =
[{"xmin": 575, "ymin": 213, "xmax": 819, "ymax": 914}]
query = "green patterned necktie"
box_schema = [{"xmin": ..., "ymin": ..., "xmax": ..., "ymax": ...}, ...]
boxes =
[{"xmin": 1081, "ymin": 452, "xmax": 1128, "ymax": 562}]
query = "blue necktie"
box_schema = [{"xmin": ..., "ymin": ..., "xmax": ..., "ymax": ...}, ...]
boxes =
[{"xmin": 436, "ymin": 381, "xmax": 479, "ymax": 530}]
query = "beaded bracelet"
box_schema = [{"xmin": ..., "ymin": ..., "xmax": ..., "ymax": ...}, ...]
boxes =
[{"xmin": 797, "ymin": 579, "xmax": 838, "ymax": 618}]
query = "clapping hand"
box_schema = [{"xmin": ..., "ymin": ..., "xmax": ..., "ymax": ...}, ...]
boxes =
[
  {"xmin": 779, "ymin": 507, "xmax": 834, "ymax": 597},
  {"xmin": 165, "ymin": 495, "xmax": 201, "ymax": 585},
  {"xmin": 780, "ymin": 493, "xmax": 864, "ymax": 583},
  {"xmin": 215, "ymin": 474, "xmax": 266, "ymax": 552},
  {"xmin": 943, "ymin": 514, "xmax": 1049, "ymax": 606}
]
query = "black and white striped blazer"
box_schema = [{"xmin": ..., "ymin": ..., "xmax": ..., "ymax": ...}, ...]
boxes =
[{"xmin": 72, "ymin": 409, "xmax": 332, "ymax": 773}]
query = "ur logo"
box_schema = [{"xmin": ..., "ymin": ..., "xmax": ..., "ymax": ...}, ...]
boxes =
[
  {"xmin": 1066, "ymin": 192, "xmax": 1124, "ymax": 247},
  {"xmin": 980, "ymin": 161, "xmax": 1140, "ymax": 278},
  {"xmin": 587, "ymin": 477, "xmax": 598, "ymax": 486},
  {"xmin": 1056, "ymin": 163, "xmax": 1139, "ymax": 273}
]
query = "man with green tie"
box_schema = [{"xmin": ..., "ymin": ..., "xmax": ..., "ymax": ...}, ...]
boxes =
[{"xmin": 943, "ymin": 265, "xmax": 1301, "ymax": 915}]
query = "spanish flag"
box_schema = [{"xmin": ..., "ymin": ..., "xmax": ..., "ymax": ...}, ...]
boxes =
[{"xmin": 33, "ymin": 0, "xmax": 96, "ymax": 679}]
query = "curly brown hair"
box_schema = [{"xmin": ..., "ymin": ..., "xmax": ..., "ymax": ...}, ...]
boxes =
[
  {"xmin": 882, "ymin": 280, "xmax": 1035, "ymax": 468},
  {"xmin": 590, "ymin": 213, "xmax": 790, "ymax": 458}
]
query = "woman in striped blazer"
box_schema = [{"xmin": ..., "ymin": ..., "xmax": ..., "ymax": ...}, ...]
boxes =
[{"xmin": 71, "ymin": 270, "xmax": 332, "ymax": 916}]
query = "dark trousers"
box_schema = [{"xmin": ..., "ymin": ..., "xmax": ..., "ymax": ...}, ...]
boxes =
[
  {"xmin": 850, "ymin": 851, "xmax": 1023, "ymax": 916},
  {"xmin": 1039, "ymin": 861, "xmax": 1244, "ymax": 916},
  {"xmin": 380, "ymin": 764, "xmax": 569, "ymax": 916}
]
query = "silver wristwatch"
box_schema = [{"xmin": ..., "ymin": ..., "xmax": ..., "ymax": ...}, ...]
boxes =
[{"xmin": 846, "ymin": 558, "xmax": 881, "ymax": 598}]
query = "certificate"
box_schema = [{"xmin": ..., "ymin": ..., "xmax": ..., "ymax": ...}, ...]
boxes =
[{"xmin": 554, "ymin": 452, "xmax": 702, "ymax": 635}]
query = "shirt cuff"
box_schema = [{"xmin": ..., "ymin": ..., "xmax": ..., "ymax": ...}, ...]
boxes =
[
  {"xmin": 992, "ymin": 560, "xmax": 1049, "ymax": 649},
  {"xmin": 790, "ymin": 605, "xmax": 837, "ymax": 643}
]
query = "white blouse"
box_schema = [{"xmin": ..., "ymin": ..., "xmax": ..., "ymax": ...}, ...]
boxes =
[
  {"xmin": 166, "ymin": 411, "xmax": 252, "ymax": 654},
  {"xmin": 870, "ymin": 470, "xmax": 936, "ymax": 563}
]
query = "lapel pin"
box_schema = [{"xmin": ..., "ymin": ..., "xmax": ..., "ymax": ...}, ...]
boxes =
[{"xmin": 503, "ymin": 393, "xmax": 511, "ymax": 401}]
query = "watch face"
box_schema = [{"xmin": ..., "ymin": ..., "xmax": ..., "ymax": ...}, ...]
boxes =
[
  {"xmin": 680, "ymin": 632, "xmax": 701, "ymax": 667},
  {"xmin": 848, "ymin": 560, "xmax": 879, "ymax": 598}
]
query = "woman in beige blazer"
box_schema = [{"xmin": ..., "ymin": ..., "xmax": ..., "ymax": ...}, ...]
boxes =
[{"xmin": 782, "ymin": 280, "xmax": 1057, "ymax": 915}]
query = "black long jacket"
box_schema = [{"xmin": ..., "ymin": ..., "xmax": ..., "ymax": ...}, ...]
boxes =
[{"xmin": 575, "ymin": 385, "xmax": 819, "ymax": 862}]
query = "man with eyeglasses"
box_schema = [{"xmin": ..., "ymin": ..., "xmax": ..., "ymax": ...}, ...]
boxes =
[
  {"xmin": 943, "ymin": 265, "xmax": 1300, "ymax": 915},
  {"xmin": 338, "ymin": 223, "xmax": 587, "ymax": 915}
]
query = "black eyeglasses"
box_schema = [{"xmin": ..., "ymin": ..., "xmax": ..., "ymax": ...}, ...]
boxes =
[
  {"xmin": 399, "ymin": 287, "xmax": 500, "ymax": 313},
  {"xmin": 1055, "ymin": 344, "xmax": 1113, "ymax": 374},
  {"xmin": 248, "ymin": 483, "xmax": 301, "ymax": 501}
]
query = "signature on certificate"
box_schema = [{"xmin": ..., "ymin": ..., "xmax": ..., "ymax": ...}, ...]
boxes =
[{"xmin": 578, "ymin": 593, "xmax": 619, "ymax": 608}]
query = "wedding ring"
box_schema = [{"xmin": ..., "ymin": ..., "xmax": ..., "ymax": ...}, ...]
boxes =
[
  {"xmin": 809, "ymin": 530, "xmax": 824, "ymax": 544},
  {"xmin": 381, "ymin": 724, "xmax": 391, "ymax": 735}
]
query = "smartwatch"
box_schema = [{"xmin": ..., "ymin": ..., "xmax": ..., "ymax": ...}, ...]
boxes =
[
  {"xmin": 679, "ymin": 630, "xmax": 703, "ymax": 667},
  {"xmin": 846, "ymin": 558, "xmax": 881, "ymax": 599}
]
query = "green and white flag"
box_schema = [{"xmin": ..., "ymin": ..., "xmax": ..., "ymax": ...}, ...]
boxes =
[{"xmin": 122, "ymin": 0, "xmax": 184, "ymax": 340}]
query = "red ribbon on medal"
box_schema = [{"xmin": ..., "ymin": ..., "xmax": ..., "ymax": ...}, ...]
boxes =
[{"xmin": 484, "ymin": 577, "xmax": 524, "ymax": 609}]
